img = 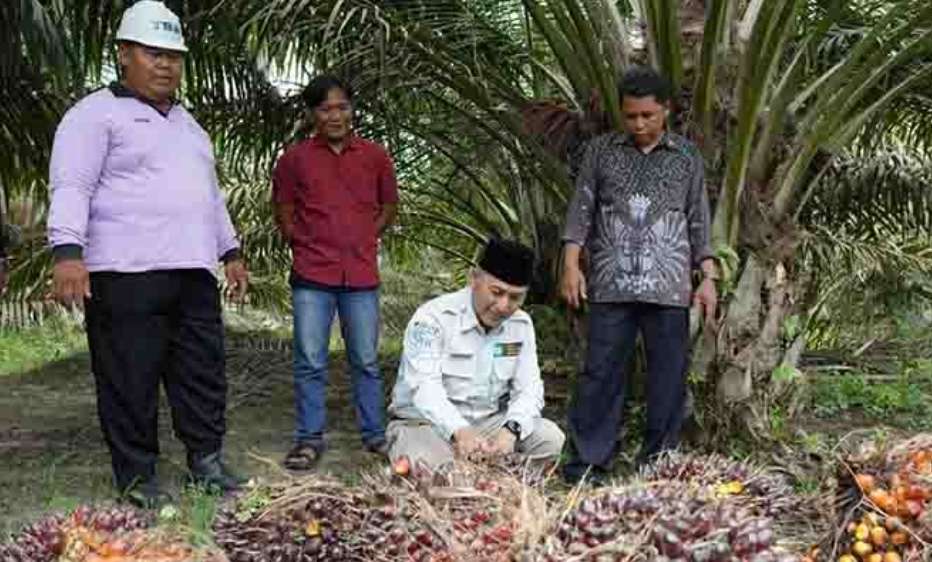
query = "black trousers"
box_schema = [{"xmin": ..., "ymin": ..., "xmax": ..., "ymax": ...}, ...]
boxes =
[
  {"xmin": 564, "ymin": 302, "xmax": 689, "ymax": 479},
  {"xmin": 85, "ymin": 269, "xmax": 226, "ymax": 491}
]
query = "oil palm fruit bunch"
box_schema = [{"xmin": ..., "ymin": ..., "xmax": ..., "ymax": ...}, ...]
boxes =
[
  {"xmin": 641, "ymin": 451, "xmax": 797, "ymax": 517},
  {"xmin": 355, "ymin": 503, "xmax": 457, "ymax": 561},
  {"xmin": 548, "ymin": 483, "xmax": 797, "ymax": 561},
  {"xmin": 830, "ymin": 511, "xmax": 916, "ymax": 562},
  {"xmin": 68, "ymin": 504, "xmax": 152, "ymax": 534},
  {"xmin": 0, "ymin": 504, "xmax": 150, "ymax": 562},
  {"xmin": 854, "ymin": 452, "xmax": 931, "ymax": 523},
  {"xmin": 214, "ymin": 491, "xmax": 455, "ymax": 562},
  {"xmin": 0, "ymin": 512, "xmax": 65, "ymax": 562},
  {"xmin": 214, "ymin": 496, "xmax": 357, "ymax": 561}
]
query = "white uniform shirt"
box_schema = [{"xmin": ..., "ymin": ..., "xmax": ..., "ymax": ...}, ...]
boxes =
[{"xmin": 389, "ymin": 287, "xmax": 545, "ymax": 440}]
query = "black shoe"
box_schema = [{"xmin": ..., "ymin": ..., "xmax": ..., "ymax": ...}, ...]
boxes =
[
  {"xmin": 562, "ymin": 466, "xmax": 610, "ymax": 488},
  {"xmin": 364, "ymin": 438, "xmax": 389, "ymax": 457},
  {"xmin": 187, "ymin": 450, "xmax": 246, "ymax": 492},
  {"xmin": 121, "ymin": 478, "xmax": 173, "ymax": 509},
  {"xmin": 283, "ymin": 441, "xmax": 322, "ymax": 471}
]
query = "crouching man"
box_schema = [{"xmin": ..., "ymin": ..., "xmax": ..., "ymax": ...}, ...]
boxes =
[{"xmin": 387, "ymin": 238, "xmax": 565, "ymax": 470}]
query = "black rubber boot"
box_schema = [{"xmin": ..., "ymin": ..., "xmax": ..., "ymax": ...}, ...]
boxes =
[
  {"xmin": 187, "ymin": 450, "xmax": 246, "ymax": 492},
  {"xmin": 121, "ymin": 478, "xmax": 173, "ymax": 509}
]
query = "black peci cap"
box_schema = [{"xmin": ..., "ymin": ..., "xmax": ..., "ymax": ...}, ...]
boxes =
[{"xmin": 477, "ymin": 238, "xmax": 535, "ymax": 287}]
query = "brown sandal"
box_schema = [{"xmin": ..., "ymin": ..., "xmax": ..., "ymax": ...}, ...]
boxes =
[{"xmin": 283, "ymin": 443, "xmax": 320, "ymax": 470}]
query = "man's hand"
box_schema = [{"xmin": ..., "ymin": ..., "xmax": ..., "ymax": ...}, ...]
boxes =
[
  {"xmin": 452, "ymin": 427, "xmax": 485, "ymax": 458},
  {"xmin": 274, "ymin": 202, "xmax": 295, "ymax": 244},
  {"xmin": 693, "ymin": 277, "xmax": 718, "ymax": 328},
  {"xmin": 483, "ymin": 428, "xmax": 517, "ymax": 457},
  {"xmin": 53, "ymin": 259, "xmax": 91, "ymax": 308},
  {"xmin": 560, "ymin": 243, "xmax": 587, "ymax": 309},
  {"xmin": 376, "ymin": 203, "xmax": 398, "ymax": 236},
  {"xmin": 224, "ymin": 259, "xmax": 249, "ymax": 302},
  {"xmin": 561, "ymin": 267, "xmax": 587, "ymax": 309}
]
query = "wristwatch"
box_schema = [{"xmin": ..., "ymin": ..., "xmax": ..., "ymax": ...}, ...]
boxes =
[{"xmin": 503, "ymin": 420, "xmax": 522, "ymax": 441}]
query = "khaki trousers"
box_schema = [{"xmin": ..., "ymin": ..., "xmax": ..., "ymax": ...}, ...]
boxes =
[{"xmin": 386, "ymin": 413, "xmax": 565, "ymax": 470}]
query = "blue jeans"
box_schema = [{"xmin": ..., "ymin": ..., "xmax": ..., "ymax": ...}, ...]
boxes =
[{"xmin": 292, "ymin": 287, "xmax": 385, "ymax": 447}]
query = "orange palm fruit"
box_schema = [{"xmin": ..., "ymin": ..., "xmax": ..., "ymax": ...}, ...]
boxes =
[
  {"xmin": 867, "ymin": 554, "xmax": 883, "ymax": 562},
  {"xmin": 896, "ymin": 502, "xmax": 911, "ymax": 518},
  {"xmin": 883, "ymin": 552, "xmax": 902, "ymax": 562},
  {"xmin": 884, "ymin": 516, "xmax": 903, "ymax": 531},
  {"xmin": 895, "ymin": 486, "xmax": 909, "ymax": 502},
  {"xmin": 869, "ymin": 489, "xmax": 892, "ymax": 511},
  {"xmin": 883, "ymin": 498, "xmax": 898, "ymax": 514},
  {"xmin": 904, "ymin": 485, "xmax": 926, "ymax": 500},
  {"xmin": 870, "ymin": 526, "xmax": 888, "ymax": 547},
  {"xmin": 856, "ymin": 474, "xmax": 876, "ymax": 493},
  {"xmin": 890, "ymin": 531, "xmax": 909, "ymax": 545},
  {"xmin": 838, "ymin": 556, "xmax": 856, "ymax": 562},
  {"xmin": 393, "ymin": 456, "xmax": 411, "ymax": 476}
]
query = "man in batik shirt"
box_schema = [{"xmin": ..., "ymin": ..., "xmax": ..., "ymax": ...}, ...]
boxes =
[{"xmin": 560, "ymin": 67, "xmax": 718, "ymax": 483}]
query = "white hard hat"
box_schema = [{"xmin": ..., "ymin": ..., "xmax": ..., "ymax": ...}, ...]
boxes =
[{"xmin": 115, "ymin": 1, "xmax": 188, "ymax": 52}]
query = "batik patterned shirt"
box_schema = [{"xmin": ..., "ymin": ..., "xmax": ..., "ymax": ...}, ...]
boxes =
[{"xmin": 561, "ymin": 131, "xmax": 713, "ymax": 307}]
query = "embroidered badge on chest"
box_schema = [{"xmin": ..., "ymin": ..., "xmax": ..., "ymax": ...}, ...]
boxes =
[{"xmin": 494, "ymin": 341, "xmax": 522, "ymax": 357}]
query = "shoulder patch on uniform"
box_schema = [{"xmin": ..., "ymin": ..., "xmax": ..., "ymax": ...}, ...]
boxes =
[{"xmin": 406, "ymin": 320, "xmax": 441, "ymax": 358}]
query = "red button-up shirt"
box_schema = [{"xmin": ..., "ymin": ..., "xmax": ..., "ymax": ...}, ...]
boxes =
[{"xmin": 272, "ymin": 135, "xmax": 398, "ymax": 288}]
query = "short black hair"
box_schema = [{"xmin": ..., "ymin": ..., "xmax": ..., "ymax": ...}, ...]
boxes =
[
  {"xmin": 618, "ymin": 66, "xmax": 673, "ymax": 104},
  {"xmin": 302, "ymin": 74, "xmax": 354, "ymax": 109}
]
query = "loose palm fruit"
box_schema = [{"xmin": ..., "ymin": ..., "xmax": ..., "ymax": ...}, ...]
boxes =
[
  {"xmin": 856, "ymin": 474, "xmax": 876, "ymax": 494},
  {"xmin": 852, "ymin": 541, "xmax": 873, "ymax": 557},
  {"xmin": 870, "ymin": 526, "xmax": 888, "ymax": 547}
]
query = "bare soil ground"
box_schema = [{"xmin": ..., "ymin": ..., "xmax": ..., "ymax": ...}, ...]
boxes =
[{"xmin": 0, "ymin": 335, "xmax": 573, "ymax": 536}]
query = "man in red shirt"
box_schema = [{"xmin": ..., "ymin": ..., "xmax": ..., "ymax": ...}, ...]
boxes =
[{"xmin": 273, "ymin": 75, "xmax": 399, "ymax": 469}]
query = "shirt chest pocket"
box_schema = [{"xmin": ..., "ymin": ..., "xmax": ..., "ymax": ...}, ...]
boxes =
[
  {"xmin": 491, "ymin": 356, "xmax": 518, "ymax": 397},
  {"xmin": 441, "ymin": 355, "xmax": 474, "ymax": 403},
  {"xmin": 297, "ymin": 169, "xmax": 333, "ymax": 210},
  {"xmin": 108, "ymin": 120, "xmax": 157, "ymax": 172},
  {"xmin": 345, "ymin": 162, "xmax": 380, "ymax": 206},
  {"xmin": 658, "ymin": 154, "xmax": 693, "ymax": 212}
]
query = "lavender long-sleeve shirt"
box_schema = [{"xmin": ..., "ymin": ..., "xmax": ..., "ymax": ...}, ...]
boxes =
[{"xmin": 47, "ymin": 84, "xmax": 239, "ymax": 273}]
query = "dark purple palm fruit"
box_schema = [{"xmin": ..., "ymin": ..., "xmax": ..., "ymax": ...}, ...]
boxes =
[
  {"xmin": 0, "ymin": 512, "xmax": 67, "ymax": 562},
  {"xmin": 86, "ymin": 504, "xmax": 152, "ymax": 533}
]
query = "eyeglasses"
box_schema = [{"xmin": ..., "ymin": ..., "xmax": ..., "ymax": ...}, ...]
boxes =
[{"xmin": 142, "ymin": 47, "xmax": 183, "ymax": 65}]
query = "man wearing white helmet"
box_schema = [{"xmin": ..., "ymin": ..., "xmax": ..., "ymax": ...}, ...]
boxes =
[{"xmin": 47, "ymin": 0, "xmax": 248, "ymax": 507}]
